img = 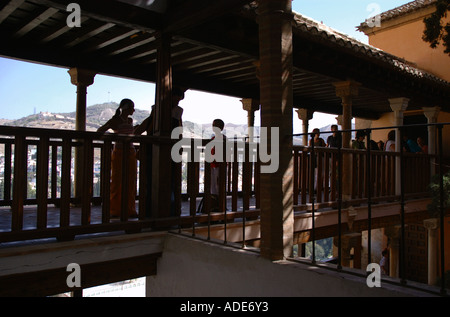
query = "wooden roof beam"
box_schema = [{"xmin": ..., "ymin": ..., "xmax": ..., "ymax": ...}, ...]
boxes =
[
  {"xmin": 164, "ymin": 0, "xmax": 254, "ymax": 34},
  {"xmin": 0, "ymin": 0, "xmax": 26, "ymax": 25},
  {"xmin": 176, "ymin": 54, "xmax": 238, "ymax": 72},
  {"xmin": 27, "ymin": 0, "xmax": 162, "ymax": 32},
  {"xmin": 107, "ymin": 34, "xmax": 156, "ymax": 57},
  {"xmin": 41, "ymin": 16, "xmax": 90, "ymax": 43},
  {"xmin": 82, "ymin": 29, "xmax": 140, "ymax": 52},
  {"xmin": 65, "ymin": 22, "xmax": 116, "ymax": 48},
  {"xmin": 192, "ymin": 58, "xmax": 254, "ymax": 76},
  {"xmin": 13, "ymin": 7, "xmax": 59, "ymax": 39}
]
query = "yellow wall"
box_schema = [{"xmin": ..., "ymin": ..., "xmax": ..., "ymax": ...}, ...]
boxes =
[
  {"xmin": 365, "ymin": 7, "xmax": 450, "ymax": 81},
  {"xmin": 359, "ymin": 5, "xmax": 450, "ymax": 156}
]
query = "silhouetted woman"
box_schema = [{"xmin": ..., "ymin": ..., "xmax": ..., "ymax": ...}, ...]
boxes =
[{"xmin": 97, "ymin": 99, "xmax": 137, "ymax": 218}]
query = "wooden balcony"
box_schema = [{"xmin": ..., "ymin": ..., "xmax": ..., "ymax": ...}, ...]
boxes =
[
  {"xmin": 0, "ymin": 124, "xmax": 441, "ymax": 243},
  {"xmin": 0, "ymin": 123, "xmax": 448, "ymax": 296}
]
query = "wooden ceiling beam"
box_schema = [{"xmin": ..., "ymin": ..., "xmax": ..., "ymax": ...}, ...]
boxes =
[
  {"xmin": 176, "ymin": 54, "xmax": 238, "ymax": 72},
  {"xmin": 164, "ymin": 0, "xmax": 254, "ymax": 34},
  {"xmin": 193, "ymin": 59, "xmax": 254, "ymax": 76},
  {"xmin": 27, "ymin": 0, "xmax": 162, "ymax": 32},
  {"xmin": 65, "ymin": 22, "xmax": 116, "ymax": 48},
  {"xmin": 106, "ymin": 33, "xmax": 156, "ymax": 57},
  {"xmin": 0, "ymin": 0, "xmax": 26, "ymax": 25},
  {"xmin": 41, "ymin": 16, "xmax": 90, "ymax": 43},
  {"xmin": 171, "ymin": 48, "xmax": 221, "ymax": 66},
  {"xmin": 82, "ymin": 29, "xmax": 140, "ymax": 52},
  {"xmin": 13, "ymin": 7, "xmax": 59, "ymax": 39}
]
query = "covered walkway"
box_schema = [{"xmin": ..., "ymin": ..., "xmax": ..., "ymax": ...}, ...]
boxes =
[{"xmin": 0, "ymin": 0, "xmax": 449, "ymax": 296}]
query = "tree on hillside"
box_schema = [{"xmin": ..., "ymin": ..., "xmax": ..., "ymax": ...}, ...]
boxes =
[{"xmin": 423, "ymin": 0, "xmax": 450, "ymax": 55}]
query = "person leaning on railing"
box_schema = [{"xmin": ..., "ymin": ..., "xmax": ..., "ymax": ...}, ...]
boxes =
[
  {"xmin": 352, "ymin": 130, "xmax": 366, "ymax": 150},
  {"xmin": 97, "ymin": 98, "xmax": 138, "ymax": 218},
  {"xmin": 133, "ymin": 87, "xmax": 185, "ymax": 218}
]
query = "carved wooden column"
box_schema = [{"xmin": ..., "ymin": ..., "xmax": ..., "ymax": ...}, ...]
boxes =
[
  {"xmin": 151, "ymin": 32, "xmax": 174, "ymax": 218},
  {"xmin": 68, "ymin": 68, "xmax": 96, "ymax": 131},
  {"xmin": 241, "ymin": 98, "xmax": 260, "ymax": 142},
  {"xmin": 424, "ymin": 218, "xmax": 439, "ymax": 286},
  {"xmin": 389, "ymin": 98, "xmax": 409, "ymax": 195},
  {"xmin": 296, "ymin": 108, "xmax": 314, "ymax": 146},
  {"xmin": 68, "ymin": 68, "xmax": 96, "ymax": 202},
  {"xmin": 333, "ymin": 81, "xmax": 359, "ymax": 200},
  {"xmin": 257, "ymin": 0, "xmax": 294, "ymax": 261},
  {"xmin": 423, "ymin": 106, "xmax": 440, "ymax": 176}
]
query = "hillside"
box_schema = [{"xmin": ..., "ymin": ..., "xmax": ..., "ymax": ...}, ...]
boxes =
[
  {"xmin": 0, "ymin": 102, "xmax": 250, "ymax": 139},
  {"xmin": 2, "ymin": 102, "xmax": 150, "ymax": 131},
  {"xmin": 0, "ymin": 102, "xmax": 335, "ymax": 142}
]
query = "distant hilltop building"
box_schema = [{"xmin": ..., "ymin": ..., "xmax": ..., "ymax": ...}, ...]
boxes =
[{"xmin": 38, "ymin": 112, "xmax": 67, "ymax": 120}]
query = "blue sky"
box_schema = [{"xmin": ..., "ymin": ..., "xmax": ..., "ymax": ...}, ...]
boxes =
[{"xmin": 0, "ymin": 0, "xmax": 408, "ymax": 131}]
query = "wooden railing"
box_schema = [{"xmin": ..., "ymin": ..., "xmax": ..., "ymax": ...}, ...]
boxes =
[
  {"xmin": 0, "ymin": 125, "xmax": 158, "ymax": 242},
  {"xmin": 292, "ymin": 145, "xmax": 432, "ymax": 208},
  {"xmin": 0, "ymin": 125, "xmax": 436, "ymax": 244}
]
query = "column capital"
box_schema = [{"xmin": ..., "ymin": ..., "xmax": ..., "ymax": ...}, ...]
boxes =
[
  {"xmin": 422, "ymin": 106, "xmax": 441, "ymax": 122},
  {"xmin": 423, "ymin": 218, "xmax": 439, "ymax": 231},
  {"xmin": 295, "ymin": 108, "xmax": 314, "ymax": 121},
  {"xmin": 256, "ymin": 0, "xmax": 293, "ymax": 19},
  {"xmin": 241, "ymin": 98, "xmax": 260, "ymax": 112},
  {"xmin": 333, "ymin": 80, "xmax": 360, "ymax": 99},
  {"xmin": 68, "ymin": 67, "xmax": 96, "ymax": 87},
  {"xmin": 388, "ymin": 97, "xmax": 409, "ymax": 112}
]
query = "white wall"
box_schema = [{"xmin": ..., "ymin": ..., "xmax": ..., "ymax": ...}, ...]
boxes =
[{"xmin": 146, "ymin": 234, "xmax": 431, "ymax": 297}]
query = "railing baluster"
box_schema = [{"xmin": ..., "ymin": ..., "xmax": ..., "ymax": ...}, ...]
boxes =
[
  {"xmin": 293, "ymin": 148, "xmax": 299, "ymax": 206},
  {"xmin": 316, "ymin": 150, "xmax": 323, "ymax": 203},
  {"xmin": 101, "ymin": 140, "xmax": 112, "ymax": 223},
  {"xmin": 4, "ymin": 142, "xmax": 12, "ymax": 203},
  {"xmin": 12, "ymin": 135, "xmax": 26, "ymax": 231},
  {"xmin": 437, "ymin": 124, "xmax": 447, "ymax": 295},
  {"xmin": 60, "ymin": 137, "xmax": 72, "ymax": 229},
  {"xmin": 81, "ymin": 138, "xmax": 93, "ymax": 225},
  {"xmin": 120, "ymin": 140, "xmax": 130, "ymax": 223},
  {"xmin": 222, "ymin": 137, "xmax": 227, "ymax": 244},
  {"xmin": 330, "ymin": 151, "xmax": 337, "ymax": 201},
  {"xmin": 301, "ymin": 149, "xmax": 307, "ymax": 204},
  {"xmin": 399, "ymin": 127, "xmax": 406, "ymax": 285},
  {"xmin": 204, "ymin": 160, "xmax": 211, "ymax": 240},
  {"xmin": 310, "ymin": 134, "xmax": 316, "ymax": 264},
  {"xmin": 337, "ymin": 142, "xmax": 342, "ymax": 270},
  {"xmin": 324, "ymin": 151, "xmax": 330, "ymax": 202},
  {"xmin": 366, "ymin": 129, "xmax": 372, "ymax": 266},
  {"xmin": 138, "ymin": 141, "xmax": 147, "ymax": 221},
  {"xmin": 243, "ymin": 141, "xmax": 253, "ymax": 247},
  {"xmin": 243, "ymin": 143, "xmax": 250, "ymax": 218},
  {"xmin": 189, "ymin": 138, "xmax": 196, "ymax": 237},
  {"xmin": 232, "ymin": 141, "xmax": 238, "ymax": 211},
  {"xmin": 51, "ymin": 143, "xmax": 58, "ymax": 202},
  {"xmin": 255, "ymin": 143, "xmax": 260, "ymax": 210},
  {"xmin": 36, "ymin": 136, "xmax": 49, "ymax": 229}
]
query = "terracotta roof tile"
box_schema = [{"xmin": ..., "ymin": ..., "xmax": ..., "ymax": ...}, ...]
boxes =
[
  {"xmin": 242, "ymin": 2, "xmax": 448, "ymax": 87},
  {"xmin": 359, "ymin": 0, "xmax": 437, "ymax": 29},
  {"xmin": 291, "ymin": 12, "xmax": 448, "ymax": 87}
]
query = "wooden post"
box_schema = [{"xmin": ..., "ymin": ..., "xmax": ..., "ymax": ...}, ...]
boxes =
[
  {"xmin": 151, "ymin": 32, "xmax": 174, "ymax": 219},
  {"xmin": 296, "ymin": 108, "xmax": 314, "ymax": 146},
  {"xmin": 68, "ymin": 68, "xmax": 96, "ymax": 204},
  {"xmin": 257, "ymin": 0, "xmax": 294, "ymax": 261},
  {"xmin": 389, "ymin": 98, "xmax": 409, "ymax": 196},
  {"xmin": 333, "ymin": 81, "xmax": 359, "ymax": 201}
]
